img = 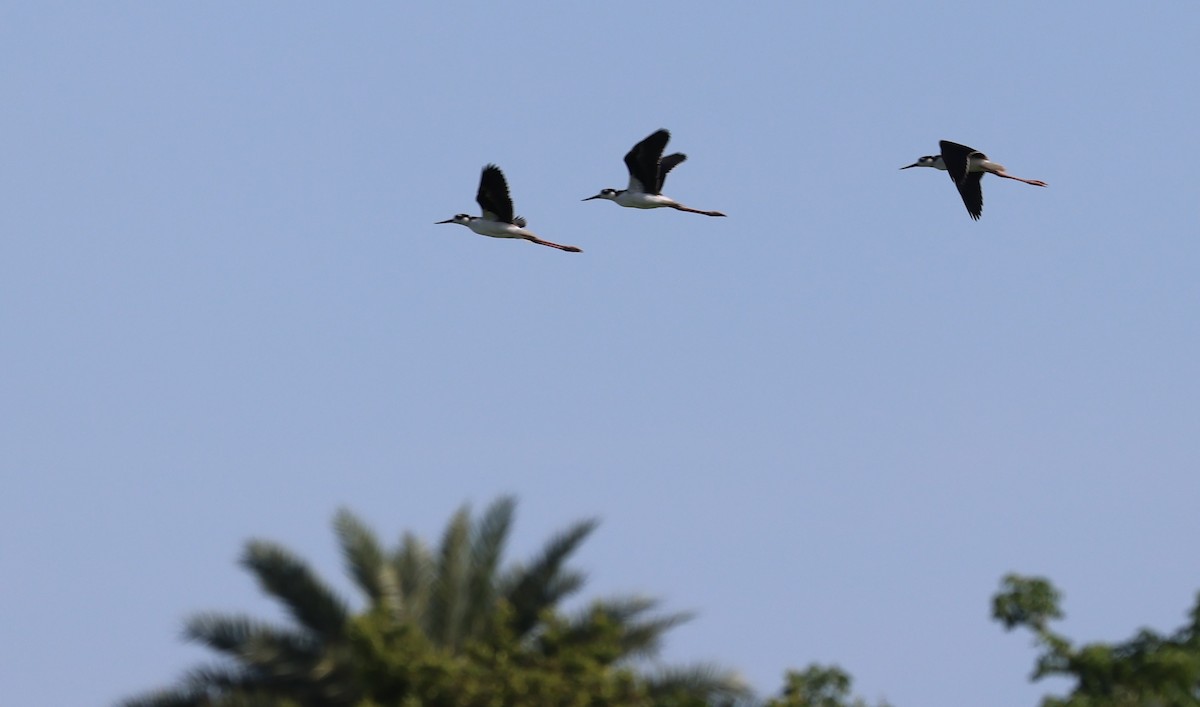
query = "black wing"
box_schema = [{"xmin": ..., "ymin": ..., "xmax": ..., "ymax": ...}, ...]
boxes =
[
  {"xmin": 657, "ymin": 152, "xmax": 687, "ymax": 193},
  {"xmin": 623, "ymin": 129, "xmax": 670, "ymax": 194},
  {"xmin": 476, "ymin": 164, "xmax": 515, "ymax": 224},
  {"xmin": 938, "ymin": 140, "xmax": 979, "ymax": 184},
  {"xmin": 954, "ymin": 172, "xmax": 984, "ymax": 220}
]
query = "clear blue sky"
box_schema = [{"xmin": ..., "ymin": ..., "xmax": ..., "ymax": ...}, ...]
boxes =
[{"xmin": 3, "ymin": 3, "xmax": 1198, "ymax": 705}]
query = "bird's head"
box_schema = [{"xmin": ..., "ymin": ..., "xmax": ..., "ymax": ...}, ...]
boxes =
[
  {"xmin": 435, "ymin": 214, "xmax": 473, "ymax": 226},
  {"xmin": 901, "ymin": 155, "xmax": 941, "ymax": 170},
  {"xmin": 582, "ymin": 188, "xmax": 619, "ymax": 202}
]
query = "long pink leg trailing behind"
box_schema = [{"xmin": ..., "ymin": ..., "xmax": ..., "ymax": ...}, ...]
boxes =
[
  {"xmin": 527, "ymin": 237, "xmax": 582, "ymax": 253},
  {"xmin": 995, "ymin": 172, "xmax": 1048, "ymax": 187},
  {"xmin": 670, "ymin": 204, "xmax": 727, "ymax": 217}
]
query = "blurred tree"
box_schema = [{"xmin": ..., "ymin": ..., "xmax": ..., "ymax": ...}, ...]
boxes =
[
  {"xmin": 993, "ymin": 573, "xmax": 1200, "ymax": 707},
  {"xmin": 762, "ymin": 664, "xmax": 890, "ymax": 707},
  {"xmin": 120, "ymin": 497, "xmax": 746, "ymax": 707}
]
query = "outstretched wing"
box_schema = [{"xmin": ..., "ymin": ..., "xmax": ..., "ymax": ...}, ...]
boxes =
[
  {"xmin": 623, "ymin": 129, "xmax": 670, "ymax": 195},
  {"xmin": 656, "ymin": 152, "xmax": 687, "ymax": 193},
  {"xmin": 938, "ymin": 140, "xmax": 984, "ymax": 184},
  {"xmin": 476, "ymin": 164, "xmax": 515, "ymax": 224},
  {"xmin": 940, "ymin": 141, "xmax": 986, "ymax": 220},
  {"xmin": 954, "ymin": 172, "xmax": 984, "ymax": 220}
]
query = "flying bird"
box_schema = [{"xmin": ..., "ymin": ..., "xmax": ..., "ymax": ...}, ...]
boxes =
[
  {"xmin": 901, "ymin": 140, "xmax": 1047, "ymax": 220},
  {"xmin": 437, "ymin": 165, "xmax": 582, "ymax": 252},
  {"xmin": 583, "ymin": 129, "xmax": 726, "ymax": 217}
]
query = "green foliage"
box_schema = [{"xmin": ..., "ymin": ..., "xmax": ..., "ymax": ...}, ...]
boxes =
[
  {"xmin": 993, "ymin": 574, "xmax": 1064, "ymax": 633},
  {"xmin": 120, "ymin": 497, "xmax": 747, "ymax": 707},
  {"xmin": 763, "ymin": 664, "xmax": 889, "ymax": 707},
  {"xmin": 335, "ymin": 509, "xmax": 399, "ymax": 617},
  {"xmin": 993, "ymin": 574, "xmax": 1200, "ymax": 707},
  {"xmin": 349, "ymin": 602, "xmax": 651, "ymax": 706}
]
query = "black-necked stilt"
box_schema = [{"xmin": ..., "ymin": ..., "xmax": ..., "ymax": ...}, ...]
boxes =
[
  {"xmin": 902, "ymin": 140, "xmax": 1047, "ymax": 220},
  {"xmin": 583, "ymin": 129, "xmax": 726, "ymax": 217},
  {"xmin": 437, "ymin": 165, "xmax": 582, "ymax": 252}
]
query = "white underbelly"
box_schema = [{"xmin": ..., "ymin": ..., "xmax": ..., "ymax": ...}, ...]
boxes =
[
  {"xmin": 616, "ymin": 192, "xmax": 675, "ymax": 209},
  {"xmin": 470, "ymin": 221, "xmax": 530, "ymax": 239}
]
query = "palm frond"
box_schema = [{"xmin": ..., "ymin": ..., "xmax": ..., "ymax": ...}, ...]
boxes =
[
  {"xmin": 334, "ymin": 508, "xmax": 401, "ymax": 617},
  {"xmin": 183, "ymin": 657, "xmax": 355, "ymax": 706},
  {"xmin": 558, "ymin": 597, "xmax": 694, "ymax": 661},
  {"xmin": 428, "ymin": 505, "xmax": 471, "ymax": 648},
  {"xmin": 180, "ymin": 663, "xmax": 257, "ymax": 690},
  {"xmin": 603, "ymin": 596, "xmax": 667, "ymax": 622},
  {"xmin": 118, "ymin": 664, "xmax": 281, "ymax": 707},
  {"xmin": 183, "ymin": 613, "xmax": 268, "ymax": 655},
  {"xmin": 180, "ymin": 667, "xmax": 311, "ymax": 707},
  {"xmin": 117, "ymin": 687, "xmax": 209, "ymax": 707},
  {"xmin": 590, "ymin": 597, "xmax": 695, "ymax": 658},
  {"xmin": 503, "ymin": 518, "xmax": 599, "ymax": 636},
  {"xmin": 240, "ymin": 540, "xmax": 350, "ymax": 641},
  {"xmin": 644, "ymin": 663, "xmax": 751, "ymax": 704},
  {"xmin": 391, "ymin": 531, "xmax": 433, "ymax": 625},
  {"xmin": 184, "ymin": 615, "xmax": 326, "ymax": 683},
  {"xmin": 183, "ymin": 614, "xmax": 315, "ymax": 657},
  {"xmin": 209, "ymin": 695, "xmax": 301, "ymax": 707},
  {"xmin": 462, "ymin": 496, "xmax": 516, "ymax": 637},
  {"xmin": 122, "ymin": 688, "xmax": 300, "ymax": 707},
  {"xmin": 542, "ymin": 570, "xmax": 587, "ymax": 606},
  {"xmin": 617, "ymin": 611, "xmax": 695, "ymax": 659}
]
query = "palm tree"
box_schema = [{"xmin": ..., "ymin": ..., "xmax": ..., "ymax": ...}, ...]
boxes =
[{"xmin": 121, "ymin": 497, "xmax": 746, "ymax": 707}]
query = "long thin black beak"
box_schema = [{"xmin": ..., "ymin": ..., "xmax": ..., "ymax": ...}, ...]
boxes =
[
  {"xmin": 582, "ymin": 194, "xmax": 603, "ymax": 201},
  {"xmin": 435, "ymin": 218, "xmax": 455, "ymax": 224},
  {"xmin": 900, "ymin": 163, "xmax": 919, "ymax": 170}
]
